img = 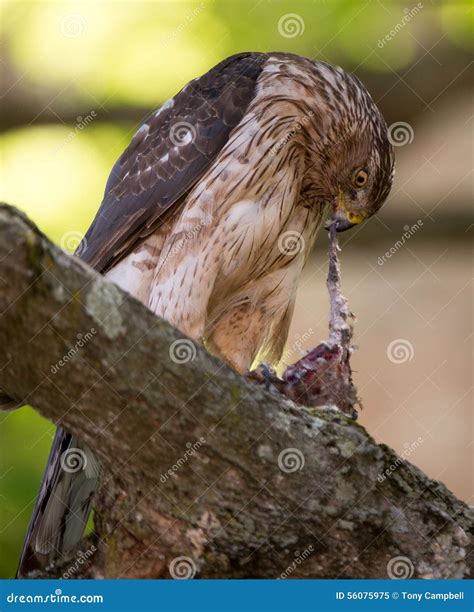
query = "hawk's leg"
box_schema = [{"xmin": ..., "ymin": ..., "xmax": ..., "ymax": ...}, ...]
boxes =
[{"xmin": 206, "ymin": 304, "xmax": 267, "ymax": 374}]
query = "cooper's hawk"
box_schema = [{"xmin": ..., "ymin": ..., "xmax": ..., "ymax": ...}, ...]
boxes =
[{"xmin": 18, "ymin": 52, "xmax": 394, "ymax": 575}]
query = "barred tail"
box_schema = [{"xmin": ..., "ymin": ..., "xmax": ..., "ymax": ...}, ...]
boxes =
[{"xmin": 17, "ymin": 427, "xmax": 100, "ymax": 577}]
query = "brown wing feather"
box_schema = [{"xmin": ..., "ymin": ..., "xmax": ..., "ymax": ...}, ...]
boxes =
[{"xmin": 77, "ymin": 52, "xmax": 268, "ymax": 272}]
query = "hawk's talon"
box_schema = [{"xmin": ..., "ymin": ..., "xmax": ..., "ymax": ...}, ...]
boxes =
[
  {"xmin": 259, "ymin": 363, "xmax": 278, "ymax": 391},
  {"xmin": 246, "ymin": 363, "xmax": 283, "ymax": 394}
]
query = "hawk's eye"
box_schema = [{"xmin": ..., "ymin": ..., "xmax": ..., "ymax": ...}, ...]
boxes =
[{"xmin": 353, "ymin": 170, "xmax": 369, "ymax": 189}]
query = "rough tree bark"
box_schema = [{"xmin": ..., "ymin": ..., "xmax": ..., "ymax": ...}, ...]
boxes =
[{"xmin": 0, "ymin": 204, "xmax": 471, "ymax": 579}]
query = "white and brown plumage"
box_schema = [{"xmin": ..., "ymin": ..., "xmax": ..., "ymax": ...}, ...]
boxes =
[{"xmin": 18, "ymin": 52, "xmax": 394, "ymax": 575}]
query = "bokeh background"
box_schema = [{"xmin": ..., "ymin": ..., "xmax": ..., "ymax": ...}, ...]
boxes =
[{"xmin": 0, "ymin": 0, "xmax": 472, "ymax": 578}]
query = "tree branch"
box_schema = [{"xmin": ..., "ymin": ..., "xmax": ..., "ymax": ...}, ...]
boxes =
[{"xmin": 0, "ymin": 204, "xmax": 471, "ymax": 579}]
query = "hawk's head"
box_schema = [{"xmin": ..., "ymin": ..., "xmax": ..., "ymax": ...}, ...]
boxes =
[
  {"xmin": 303, "ymin": 60, "xmax": 395, "ymax": 232},
  {"xmin": 329, "ymin": 114, "xmax": 395, "ymax": 232}
]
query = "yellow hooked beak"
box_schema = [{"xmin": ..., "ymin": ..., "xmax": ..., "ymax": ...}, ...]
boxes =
[{"xmin": 330, "ymin": 191, "xmax": 368, "ymax": 232}]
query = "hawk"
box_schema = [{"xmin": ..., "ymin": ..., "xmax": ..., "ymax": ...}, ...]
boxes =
[{"xmin": 18, "ymin": 52, "xmax": 394, "ymax": 575}]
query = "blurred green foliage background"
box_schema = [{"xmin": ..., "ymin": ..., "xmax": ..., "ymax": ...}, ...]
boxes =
[{"xmin": 0, "ymin": 0, "xmax": 472, "ymax": 578}]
